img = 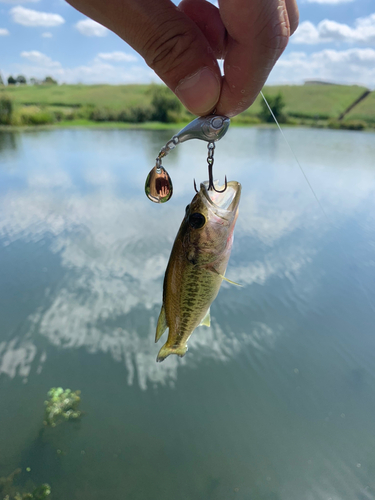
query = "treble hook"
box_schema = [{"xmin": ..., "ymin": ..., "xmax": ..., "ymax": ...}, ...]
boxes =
[
  {"xmin": 207, "ymin": 158, "xmax": 227, "ymax": 193},
  {"xmin": 193, "ymin": 157, "xmax": 227, "ymax": 193},
  {"xmin": 194, "ymin": 141, "xmax": 227, "ymax": 194}
]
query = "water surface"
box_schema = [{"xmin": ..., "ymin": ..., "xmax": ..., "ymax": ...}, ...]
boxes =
[{"xmin": 1, "ymin": 127, "xmax": 375, "ymax": 500}]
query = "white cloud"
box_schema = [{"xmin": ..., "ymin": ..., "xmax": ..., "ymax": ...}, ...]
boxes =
[
  {"xmin": 57, "ymin": 63, "xmax": 158, "ymax": 84},
  {"xmin": 10, "ymin": 6, "xmax": 65, "ymax": 27},
  {"xmin": 41, "ymin": 32, "xmax": 52, "ymax": 38},
  {"xmin": 97, "ymin": 51, "xmax": 138, "ymax": 62},
  {"xmin": 292, "ymin": 21, "xmax": 320, "ymax": 44},
  {"xmin": 21, "ymin": 50, "xmax": 61, "ymax": 68},
  {"xmin": 293, "ymin": 13, "xmax": 375, "ymax": 45},
  {"xmin": 13, "ymin": 54, "xmax": 159, "ymax": 84},
  {"xmin": 0, "ymin": 186, "xmax": 287, "ymax": 387},
  {"xmin": 0, "ymin": 28, "xmax": 10, "ymax": 35},
  {"xmin": 269, "ymin": 48, "xmax": 375, "ymax": 88},
  {"xmin": 75, "ymin": 18, "xmax": 108, "ymax": 37}
]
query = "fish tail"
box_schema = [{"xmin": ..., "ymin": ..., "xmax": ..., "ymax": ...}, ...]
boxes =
[{"xmin": 156, "ymin": 343, "xmax": 188, "ymax": 363}]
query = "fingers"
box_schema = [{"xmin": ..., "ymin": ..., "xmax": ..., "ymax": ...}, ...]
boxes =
[
  {"xmin": 66, "ymin": 0, "xmax": 222, "ymax": 115},
  {"xmin": 286, "ymin": 0, "xmax": 300, "ymax": 35},
  {"xmin": 178, "ymin": 0, "xmax": 227, "ymax": 59},
  {"xmin": 215, "ymin": 0, "xmax": 295, "ymax": 117},
  {"xmin": 180, "ymin": 0, "xmax": 299, "ymax": 117},
  {"xmin": 67, "ymin": 0, "xmax": 299, "ymax": 118}
]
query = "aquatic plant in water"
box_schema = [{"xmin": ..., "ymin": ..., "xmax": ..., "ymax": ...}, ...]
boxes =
[
  {"xmin": 0, "ymin": 468, "xmax": 51, "ymax": 500},
  {"xmin": 43, "ymin": 387, "xmax": 82, "ymax": 427}
]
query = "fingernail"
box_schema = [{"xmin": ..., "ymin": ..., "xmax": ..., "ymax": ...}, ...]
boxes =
[{"xmin": 175, "ymin": 67, "xmax": 220, "ymax": 115}]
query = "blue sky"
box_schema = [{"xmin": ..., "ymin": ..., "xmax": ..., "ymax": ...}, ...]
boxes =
[{"xmin": 0, "ymin": 0, "xmax": 374, "ymax": 87}]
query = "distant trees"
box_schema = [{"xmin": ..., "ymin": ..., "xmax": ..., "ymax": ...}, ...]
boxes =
[
  {"xmin": 4, "ymin": 75, "xmax": 58, "ymax": 86},
  {"xmin": 16, "ymin": 75, "xmax": 27, "ymax": 85},
  {"xmin": 43, "ymin": 76, "xmax": 57, "ymax": 85},
  {"xmin": 149, "ymin": 85, "xmax": 182, "ymax": 122},
  {"xmin": 259, "ymin": 92, "xmax": 286, "ymax": 123},
  {"xmin": 7, "ymin": 75, "xmax": 27, "ymax": 85},
  {"xmin": 0, "ymin": 73, "xmax": 4, "ymax": 86}
]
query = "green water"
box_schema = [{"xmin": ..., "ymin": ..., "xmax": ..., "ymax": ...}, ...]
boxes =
[{"xmin": 1, "ymin": 127, "xmax": 375, "ymax": 500}]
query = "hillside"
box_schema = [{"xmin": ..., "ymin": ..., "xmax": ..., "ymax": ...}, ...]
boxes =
[
  {"xmin": 0, "ymin": 84, "xmax": 153, "ymax": 110},
  {"xmin": 0, "ymin": 83, "xmax": 373, "ymax": 129},
  {"xmin": 343, "ymin": 90, "xmax": 375, "ymax": 125},
  {"xmin": 243, "ymin": 84, "xmax": 369, "ymax": 120}
]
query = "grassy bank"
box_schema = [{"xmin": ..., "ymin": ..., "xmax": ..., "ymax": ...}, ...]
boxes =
[
  {"xmin": 0, "ymin": 83, "xmax": 373, "ymax": 130},
  {"xmin": 343, "ymin": 90, "xmax": 375, "ymax": 125}
]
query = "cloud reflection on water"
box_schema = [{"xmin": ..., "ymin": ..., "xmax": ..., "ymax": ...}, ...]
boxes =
[
  {"xmin": 0, "ymin": 128, "xmax": 375, "ymax": 389},
  {"xmin": 0, "ymin": 187, "xmax": 291, "ymax": 388}
]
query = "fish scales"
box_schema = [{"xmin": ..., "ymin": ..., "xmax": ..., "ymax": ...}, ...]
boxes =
[{"xmin": 155, "ymin": 180, "xmax": 241, "ymax": 362}]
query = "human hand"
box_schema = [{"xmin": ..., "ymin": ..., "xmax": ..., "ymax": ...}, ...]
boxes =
[{"xmin": 66, "ymin": 0, "xmax": 298, "ymax": 117}]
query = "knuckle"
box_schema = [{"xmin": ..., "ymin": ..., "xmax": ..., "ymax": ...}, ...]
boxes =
[
  {"xmin": 142, "ymin": 22, "xmax": 201, "ymax": 78},
  {"xmin": 256, "ymin": 16, "xmax": 290, "ymax": 61}
]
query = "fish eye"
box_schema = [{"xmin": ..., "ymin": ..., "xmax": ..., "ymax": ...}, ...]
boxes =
[{"xmin": 188, "ymin": 212, "xmax": 206, "ymax": 229}]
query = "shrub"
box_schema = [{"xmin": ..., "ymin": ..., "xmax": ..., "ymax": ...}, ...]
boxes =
[
  {"xmin": 20, "ymin": 106, "xmax": 55, "ymax": 125},
  {"xmin": 328, "ymin": 119, "xmax": 366, "ymax": 131},
  {"xmin": 52, "ymin": 108, "xmax": 76, "ymax": 121},
  {"xmin": 0, "ymin": 96, "xmax": 12, "ymax": 124},
  {"xmin": 90, "ymin": 107, "xmax": 117, "ymax": 122},
  {"xmin": 117, "ymin": 104, "xmax": 153, "ymax": 123},
  {"xmin": 149, "ymin": 85, "xmax": 182, "ymax": 122},
  {"xmin": 259, "ymin": 92, "xmax": 286, "ymax": 123},
  {"xmin": 75, "ymin": 104, "xmax": 94, "ymax": 120},
  {"xmin": 340, "ymin": 120, "xmax": 367, "ymax": 131}
]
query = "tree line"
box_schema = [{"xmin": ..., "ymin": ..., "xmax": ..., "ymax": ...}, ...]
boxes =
[{"xmin": 0, "ymin": 72, "xmax": 58, "ymax": 86}]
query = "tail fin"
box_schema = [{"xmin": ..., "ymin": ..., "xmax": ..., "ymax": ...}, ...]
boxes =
[{"xmin": 156, "ymin": 343, "xmax": 188, "ymax": 363}]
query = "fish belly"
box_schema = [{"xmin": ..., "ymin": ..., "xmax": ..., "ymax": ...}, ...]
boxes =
[{"xmin": 156, "ymin": 248, "xmax": 226, "ymax": 362}]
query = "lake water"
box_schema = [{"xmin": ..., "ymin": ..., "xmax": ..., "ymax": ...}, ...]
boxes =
[{"xmin": 0, "ymin": 126, "xmax": 375, "ymax": 500}]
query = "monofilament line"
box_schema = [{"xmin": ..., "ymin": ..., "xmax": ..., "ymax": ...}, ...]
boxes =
[{"xmin": 260, "ymin": 91, "xmax": 328, "ymax": 221}]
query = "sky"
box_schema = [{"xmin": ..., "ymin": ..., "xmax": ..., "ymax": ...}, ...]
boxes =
[{"xmin": 0, "ymin": 0, "xmax": 374, "ymax": 88}]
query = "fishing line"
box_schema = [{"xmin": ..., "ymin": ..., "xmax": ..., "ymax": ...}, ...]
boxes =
[
  {"xmin": 261, "ymin": 92, "xmax": 375, "ymax": 312},
  {"xmin": 260, "ymin": 91, "xmax": 329, "ymax": 222}
]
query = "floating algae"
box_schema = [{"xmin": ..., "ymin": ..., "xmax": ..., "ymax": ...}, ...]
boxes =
[
  {"xmin": 43, "ymin": 387, "xmax": 82, "ymax": 427},
  {"xmin": 0, "ymin": 468, "xmax": 50, "ymax": 500}
]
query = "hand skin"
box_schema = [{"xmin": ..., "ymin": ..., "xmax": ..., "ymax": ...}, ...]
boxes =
[{"xmin": 66, "ymin": 0, "xmax": 299, "ymax": 117}]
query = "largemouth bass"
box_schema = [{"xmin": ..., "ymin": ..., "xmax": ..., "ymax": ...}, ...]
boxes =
[{"xmin": 155, "ymin": 180, "xmax": 241, "ymax": 362}]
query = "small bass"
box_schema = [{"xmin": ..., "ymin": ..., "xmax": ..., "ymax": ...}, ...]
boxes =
[{"xmin": 155, "ymin": 180, "xmax": 241, "ymax": 362}]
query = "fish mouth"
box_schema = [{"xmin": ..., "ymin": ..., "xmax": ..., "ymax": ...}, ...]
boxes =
[{"xmin": 200, "ymin": 181, "xmax": 241, "ymax": 214}]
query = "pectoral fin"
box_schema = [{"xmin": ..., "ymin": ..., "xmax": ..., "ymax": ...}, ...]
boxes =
[
  {"xmin": 155, "ymin": 305, "xmax": 168, "ymax": 343},
  {"xmin": 206, "ymin": 268, "xmax": 243, "ymax": 287},
  {"xmin": 199, "ymin": 308, "xmax": 211, "ymax": 327}
]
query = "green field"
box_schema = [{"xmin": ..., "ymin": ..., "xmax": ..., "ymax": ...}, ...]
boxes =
[
  {"xmin": 0, "ymin": 83, "xmax": 374, "ymax": 129},
  {"xmin": 0, "ymin": 84, "xmax": 153, "ymax": 110},
  {"xmin": 343, "ymin": 90, "xmax": 375, "ymax": 124},
  {"xmin": 243, "ymin": 84, "xmax": 369, "ymax": 120}
]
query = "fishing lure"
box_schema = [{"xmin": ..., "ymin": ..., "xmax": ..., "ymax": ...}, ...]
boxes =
[
  {"xmin": 144, "ymin": 115, "xmax": 241, "ymax": 361},
  {"xmin": 144, "ymin": 115, "xmax": 230, "ymax": 204}
]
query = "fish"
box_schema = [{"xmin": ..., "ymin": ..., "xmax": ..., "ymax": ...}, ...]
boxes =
[{"xmin": 155, "ymin": 180, "xmax": 241, "ymax": 362}]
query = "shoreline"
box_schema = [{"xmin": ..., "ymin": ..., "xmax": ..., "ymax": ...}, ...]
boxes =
[{"xmin": 0, "ymin": 119, "xmax": 374, "ymax": 133}]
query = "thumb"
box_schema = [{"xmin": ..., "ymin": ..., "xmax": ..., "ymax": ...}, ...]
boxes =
[{"xmin": 67, "ymin": 0, "xmax": 222, "ymax": 115}]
